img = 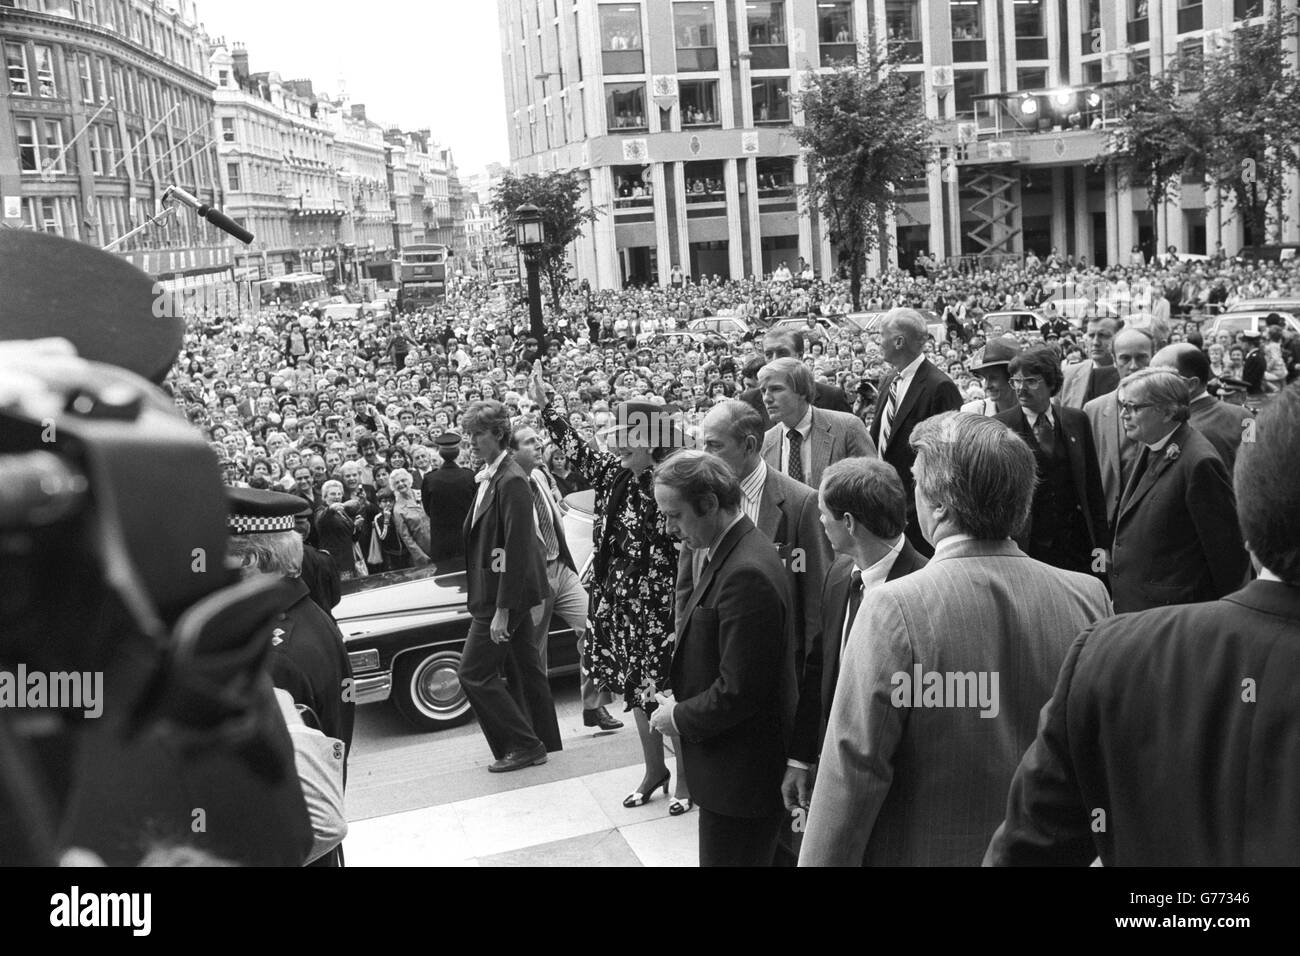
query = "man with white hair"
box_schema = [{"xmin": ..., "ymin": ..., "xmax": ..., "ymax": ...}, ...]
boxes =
[{"xmin": 867, "ymin": 308, "xmax": 964, "ymax": 557}]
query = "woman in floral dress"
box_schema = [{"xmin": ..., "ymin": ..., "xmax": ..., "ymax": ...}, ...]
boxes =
[{"xmin": 531, "ymin": 364, "xmax": 692, "ymax": 814}]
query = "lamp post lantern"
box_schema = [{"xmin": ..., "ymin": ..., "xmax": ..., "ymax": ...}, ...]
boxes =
[{"xmin": 514, "ymin": 202, "xmax": 546, "ymax": 345}]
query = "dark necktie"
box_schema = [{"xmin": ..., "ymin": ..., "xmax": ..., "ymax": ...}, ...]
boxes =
[
  {"xmin": 787, "ymin": 428, "xmax": 804, "ymax": 484},
  {"xmin": 1121, "ymin": 447, "xmax": 1151, "ymax": 513},
  {"xmin": 1034, "ymin": 414, "xmax": 1056, "ymax": 456},
  {"xmin": 530, "ymin": 479, "xmax": 560, "ymax": 562},
  {"xmin": 842, "ymin": 569, "xmax": 864, "ymax": 652}
]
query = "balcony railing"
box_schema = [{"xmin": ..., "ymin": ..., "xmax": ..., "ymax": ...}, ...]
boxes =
[{"xmin": 967, "ymin": 85, "xmax": 1121, "ymax": 140}]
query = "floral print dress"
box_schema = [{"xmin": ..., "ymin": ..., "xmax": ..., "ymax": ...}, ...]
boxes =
[{"xmin": 541, "ymin": 405, "xmax": 679, "ymax": 710}]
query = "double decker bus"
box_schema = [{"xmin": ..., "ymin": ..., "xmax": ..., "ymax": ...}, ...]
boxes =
[
  {"xmin": 397, "ymin": 243, "xmax": 450, "ymax": 310},
  {"xmin": 257, "ymin": 272, "xmax": 331, "ymax": 309}
]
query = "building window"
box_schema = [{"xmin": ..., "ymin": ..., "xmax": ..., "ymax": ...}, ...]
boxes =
[
  {"xmin": 675, "ymin": 2, "xmax": 718, "ymax": 71},
  {"xmin": 1016, "ymin": 67, "xmax": 1047, "ymax": 91},
  {"xmin": 756, "ymin": 157, "xmax": 794, "ymax": 198},
  {"xmin": 680, "ymin": 79, "xmax": 719, "ymax": 127},
  {"xmin": 221, "ymin": 117, "xmax": 235, "ymax": 143},
  {"xmin": 886, "ymin": 0, "xmax": 920, "ymax": 41},
  {"xmin": 684, "ymin": 160, "xmax": 725, "ymax": 203},
  {"xmin": 818, "ymin": 1, "xmax": 855, "ymax": 67},
  {"xmin": 1015, "ymin": 0, "xmax": 1048, "ymax": 58},
  {"xmin": 953, "ymin": 69, "xmax": 986, "ymax": 117},
  {"xmin": 613, "ymin": 164, "xmax": 653, "ymax": 207},
  {"xmin": 606, "ymin": 82, "xmax": 647, "ymax": 131},
  {"xmin": 90, "ymin": 125, "xmax": 104, "ymax": 174},
  {"xmin": 751, "ymin": 77, "xmax": 789, "ymax": 123},
  {"xmin": 96, "ymin": 57, "xmax": 109, "ymax": 103},
  {"xmin": 5, "ymin": 41, "xmax": 29, "ymax": 96},
  {"xmin": 16, "ymin": 118, "xmax": 38, "ymax": 172},
  {"xmin": 748, "ymin": 1, "xmax": 788, "ymax": 69},
  {"xmin": 78, "ymin": 53, "xmax": 95, "ymax": 103},
  {"xmin": 1177, "ymin": 0, "xmax": 1202, "ymax": 34},
  {"xmin": 951, "ymin": 0, "xmax": 987, "ymax": 61},
  {"xmin": 40, "ymin": 120, "xmax": 67, "ymax": 173},
  {"xmin": 1178, "ymin": 38, "xmax": 1203, "ymax": 90},
  {"xmin": 227, "ymin": 162, "xmax": 241, "ymax": 192},
  {"xmin": 1128, "ymin": 0, "xmax": 1149, "ymax": 44},
  {"xmin": 1235, "ymin": 0, "xmax": 1263, "ymax": 20},
  {"xmin": 599, "ymin": 3, "xmax": 644, "ymax": 74},
  {"xmin": 34, "ymin": 44, "xmax": 57, "ymax": 97}
]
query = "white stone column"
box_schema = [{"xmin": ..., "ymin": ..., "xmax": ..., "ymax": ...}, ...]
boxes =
[
  {"xmin": 1051, "ymin": 167, "xmax": 1069, "ymax": 255},
  {"xmin": 673, "ymin": 160, "xmax": 690, "ymax": 278},
  {"xmin": 590, "ymin": 165, "xmax": 619, "ymax": 289},
  {"xmin": 744, "ymin": 158, "xmax": 762, "ymax": 278},
  {"xmin": 795, "ymin": 154, "xmax": 813, "ymax": 264},
  {"xmin": 725, "ymin": 158, "xmax": 744, "ymax": 280},
  {"xmin": 928, "ymin": 158, "xmax": 947, "ymax": 260},
  {"xmin": 652, "ymin": 161, "xmax": 672, "ymax": 286},
  {"xmin": 1073, "ymin": 166, "xmax": 1092, "ymax": 264}
]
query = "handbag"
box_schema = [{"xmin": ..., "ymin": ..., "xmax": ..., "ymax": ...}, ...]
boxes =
[
  {"xmin": 367, "ymin": 523, "xmax": 384, "ymax": 565},
  {"xmin": 351, "ymin": 541, "xmax": 369, "ymax": 577}
]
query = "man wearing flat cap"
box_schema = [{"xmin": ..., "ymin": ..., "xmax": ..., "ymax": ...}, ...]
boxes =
[
  {"xmin": 963, "ymin": 336, "xmax": 1021, "ymax": 417},
  {"xmin": 421, "ymin": 430, "xmax": 476, "ymax": 562}
]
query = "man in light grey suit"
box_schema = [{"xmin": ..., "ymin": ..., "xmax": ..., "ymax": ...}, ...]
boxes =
[
  {"xmin": 1059, "ymin": 317, "xmax": 1120, "ymax": 409},
  {"xmin": 1151, "ymin": 343, "xmax": 1253, "ymax": 473},
  {"xmin": 799, "ymin": 412, "xmax": 1112, "ymax": 866},
  {"xmin": 679, "ymin": 400, "xmax": 832, "ymax": 676},
  {"xmin": 1084, "ymin": 327, "xmax": 1154, "ymax": 531},
  {"xmin": 759, "ymin": 358, "xmax": 875, "ymax": 490}
]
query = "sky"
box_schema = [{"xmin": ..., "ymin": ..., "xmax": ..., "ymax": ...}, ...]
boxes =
[{"xmin": 198, "ymin": 0, "xmax": 509, "ymax": 175}]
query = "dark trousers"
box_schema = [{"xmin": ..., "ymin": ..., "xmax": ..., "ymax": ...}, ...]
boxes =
[
  {"xmin": 698, "ymin": 807, "xmax": 784, "ymax": 867},
  {"xmin": 459, "ymin": 612, "xmax": 544, "ymax": 760},
  {"xmin": 506, "ymin": 604, "xmax": 562, "ymax": 753}
]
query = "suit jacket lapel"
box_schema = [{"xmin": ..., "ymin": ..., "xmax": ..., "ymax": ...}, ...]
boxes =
[
  {"xmin": 1059, "ymin": 403, "xmax": 1087, "ymax": 501},
  {"xmin": 890, "ymin": 361, "xmax": 928, "ymax": 437},
  {"xmin": 809, "ymin": 410, "xmax": 833, "ymax": 483},
  {"xmin": 469, "ymin": 464, "xmax": 502, "ymax": 528},
  {"xmin": 757, "ymin": 470, "xmax": 783, "ymax": 540},
  {"xmin": 1118, "ymin": 425, "xmax": 1186, "ymax": 522},
  {"xmin": 674, "ymin": 519, "xmax": 751, "ymax": 642},
  {"xmin": 821, "ymin": 564, "xmax": 854, "ymax": 695}
]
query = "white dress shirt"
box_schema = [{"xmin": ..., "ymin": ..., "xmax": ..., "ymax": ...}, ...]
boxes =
[
  {"xmin": 738, "ymin": 460, "xmax": 768, "ymax": 527},
  {"xmin": 1022, "ymin": 405, "xmax": 1056, "ymax": 432},
  {"xmin": 781, "ymin": 406, "xmax": 814, "ymax": 479},
  {"xmin": 472, "ymin": 449, "xmax": 509, "ymax": 515}
]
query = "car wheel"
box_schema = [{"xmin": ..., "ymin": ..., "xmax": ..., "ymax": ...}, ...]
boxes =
[{"xmin": 392, "ymin": 648, "xmax": 473, "ymax": 731}]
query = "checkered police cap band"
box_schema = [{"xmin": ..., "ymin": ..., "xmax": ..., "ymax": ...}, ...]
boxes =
[{"xmin": 228, "ymin": 514, "xmax": 297, "ymax": 534}]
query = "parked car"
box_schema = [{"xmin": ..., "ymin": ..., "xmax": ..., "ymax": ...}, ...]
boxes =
[
  {"xmin": 336, "ymin": 490, "xmax": 597, "ymax": 731},
  {"xmin": 638, "ymin": 329, "xmax": 709, "ymax": 348},
  {"xmin": 835, "ymin": 311, "xmax": 890, "ymax": 334},
  {"xmin": 1202, "ymin": 311, "xmax": 1300, "ymax": 340},
  {"xmin": 1227, "ymin": 299, "xmax": 1300, "ymax": 320},
  {"xmin": 768, "ymin": 315, "xmax": 834, "ymax": 337},
  {"xmin": 688, "ymin": 315, "xmax": 751, "ymax": 337}
]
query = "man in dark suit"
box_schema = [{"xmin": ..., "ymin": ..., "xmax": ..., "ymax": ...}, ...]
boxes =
[
  {"xmin": 1084, "ymin": 327, "xmax": 1155, "ymax": 532},
  {"xmin": 799, "ymin": 413, "xmax": 1112, "ymax": 866},
  {"xmin": 868, "ymin": 308, "xmax": 964, "ymax": 557},
  {"xmin": 650, "ymin": 451, "xmax": 795, "ymax": 867},
  {"xmin": 987, "ymin": 387, "xmax": 1300, "ymax": 865},
  {"xmin": 1152, "ymin": 343, "xmax": 1253, "ymax": 472},
  {"xmin": 421, "ymin": 431, "xmax": 476, "ymax": 562},
  {"xmin": 737, "ymin": 329, "xmax": 852, "ymax": 413},
  {"xmin": 995, "ymin": 346, "xmax": 1109, "ymax": 575},
  {"xmin": 682, "ymin": 400, "xmax": 831, "ymax": 679},
  {"xmin": 759, "ymin": 358, "xmax": 875, "ymax": 489},
  {"xmin": 1059, "ymin": 317, "xmax": 1121, "ymax": 409},
  {"xmin": 782, "ymin": 458, "xmax": 925, "ymax": 825},
  {"xmin": 456, "ymin": 401, "xmax": 553, "ymax": 773},
  {"xmin": 1109, "ymin": 368, "xmax": 1250, "ymax": 613}
]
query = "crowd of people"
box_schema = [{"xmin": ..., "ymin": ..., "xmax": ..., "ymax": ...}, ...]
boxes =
[{"xmin": 162, "ymin": 248, "xmax": 1300, "ymax": 865}]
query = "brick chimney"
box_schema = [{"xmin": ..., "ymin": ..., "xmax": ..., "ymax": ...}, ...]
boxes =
[{"xmin": 231, "ymin": 43, "xmax": 250, "ymax": 84}]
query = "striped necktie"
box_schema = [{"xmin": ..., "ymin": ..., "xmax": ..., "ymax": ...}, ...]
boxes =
[
  {"xmin": 529, "ymin": 476, "xmax": 560, "ymax": 562},
  {"xmin": 879, "ymin": 376, "xmax": 900, "ymax": 453}
]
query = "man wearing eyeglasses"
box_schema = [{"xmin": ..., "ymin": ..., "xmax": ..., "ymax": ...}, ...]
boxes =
[
  {"xmin": 1109, "ymin": 368, "xmax": 1249, "ymax": 613},
  {"xmin": 995, "ymin": 347, "xmax": 1108, "ymax": 576},
  {"xmin": 1083, "ymin": 327, "xmax": 1154, "ymax": 532}
]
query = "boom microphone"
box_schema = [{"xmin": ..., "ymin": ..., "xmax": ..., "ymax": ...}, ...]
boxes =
[{"xmin": 164, "ymin": 185, "xmax": 255, "ymax": 244}]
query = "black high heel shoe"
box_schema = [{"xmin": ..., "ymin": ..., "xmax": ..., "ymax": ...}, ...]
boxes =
[{"xmin": 623, "ymin": 770, "xmax": 671, "ymax": 808}]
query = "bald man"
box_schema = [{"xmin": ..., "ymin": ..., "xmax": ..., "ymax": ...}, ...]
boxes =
[
  {"xmin": 868, "ymin": 308, "xmax": 963, "ymax": 557},
  {"xmin": 1152, "ymin": 343, "xmax": 1254, "ymax": 473},
  {"xmin": 1084, "ymin": 327, "xmax": 1154, "ymax": 531}
]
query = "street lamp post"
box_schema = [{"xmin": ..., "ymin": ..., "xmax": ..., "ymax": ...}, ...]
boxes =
[{"xmin": 514, "ymin": 202, "xmax": 546, "ymax": 346}]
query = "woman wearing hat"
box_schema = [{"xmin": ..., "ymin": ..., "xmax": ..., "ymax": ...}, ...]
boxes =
[
  {"xmin": 963, "ymin": 336, "xmax": 1022, "ymax": 417},
  {"xmin": 530, "ymin": 363, "xmax": 692, "ymax": 813}
]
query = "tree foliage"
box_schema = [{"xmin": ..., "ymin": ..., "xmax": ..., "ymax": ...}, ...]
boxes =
[
  {"xmin": 793, "ymin": 41, "xmax": 936, "ymax": 308},
  {"xmin": 1101, "ymin": 13, "xmax": 1300, "ymax": 247},
  {"xmin": 491, "ymin": 169, "xmax": 599, "ymax": 309}
]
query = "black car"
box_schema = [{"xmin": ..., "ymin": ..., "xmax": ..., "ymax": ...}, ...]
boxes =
[{"xmin": 336, "ymin": 491, "xmax": 596, "ymax": 731}]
